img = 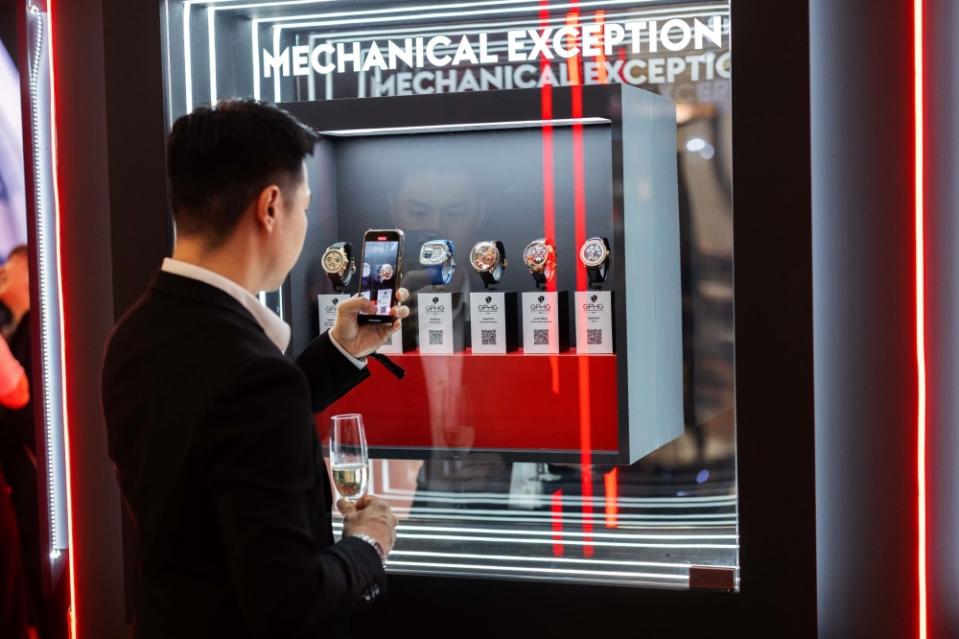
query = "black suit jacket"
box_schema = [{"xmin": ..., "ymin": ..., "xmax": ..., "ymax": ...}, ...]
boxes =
[{"xmin": 101, "ymin": 271, "xmax": 386, "ymax": 639}]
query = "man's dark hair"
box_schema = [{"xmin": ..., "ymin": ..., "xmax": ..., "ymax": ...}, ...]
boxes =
[{"xmin": 167, "ymin": 99, "xmax": 318, "ymax": 247}]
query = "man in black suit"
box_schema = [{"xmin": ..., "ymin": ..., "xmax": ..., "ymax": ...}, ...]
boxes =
[{"xmin": 101, "ymin": 100, "xmax": 405, "ymax": 638}]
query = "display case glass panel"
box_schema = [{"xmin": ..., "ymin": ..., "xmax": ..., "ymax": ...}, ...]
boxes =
[{"xmin": 161, "ymin": 0, "xmax": 736, "ymax": 590}]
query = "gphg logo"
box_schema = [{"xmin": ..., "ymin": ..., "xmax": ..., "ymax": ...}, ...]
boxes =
[
  {"xmin": 425, "ymin": 296, "xmax": 447, "ymax": 313},
  {"xmin": 582, "ymin": 295, "xmax": 605, "ymax": 312},
  {"xmin": 324, "ymin": 298, "xmax": 341, "ymax": 314},
  {"xmin": 529, "ymin": 294, "xmax": 553, "ymax": 312},
  {"xmin": 477, "ymin": 295, "xmax": 500, "ymax": 312}
]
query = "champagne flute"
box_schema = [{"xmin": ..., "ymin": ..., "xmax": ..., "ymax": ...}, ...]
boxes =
[{"xmin": 330, "ymin": 413, "xmax": 370, "ymax": 503}]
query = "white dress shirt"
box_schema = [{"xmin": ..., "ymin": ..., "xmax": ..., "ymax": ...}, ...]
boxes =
[{"xmin": 161, "ymin": 258, "xmax": 365, "ymax": 368}]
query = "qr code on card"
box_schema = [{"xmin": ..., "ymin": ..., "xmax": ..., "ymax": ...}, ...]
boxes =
[
  {"xmin": 428, "ymin": 330, "xmax": 444, "ymax": 346},
  {"xmin": 481, "ymin": 329, "xmax": 497, "ymax": 346},
  {"xmin": 533, "ymin": 329, "xmax": 549, "ymax": 346},
  {"xmin": 587, "ymin": 329, "xmax": 603, "ymax": 345}
]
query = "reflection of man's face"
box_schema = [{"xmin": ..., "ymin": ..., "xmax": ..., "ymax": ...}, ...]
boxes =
[{"xmin": 391, "ymin": 168, "xmax": 485, "ymax": 242}]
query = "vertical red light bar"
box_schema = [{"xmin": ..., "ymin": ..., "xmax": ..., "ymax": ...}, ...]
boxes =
[
  {"xmin": 551, "ymin": 489, "xmax": 565, "ymax": 557},
  {"xmin": 539, "ymin": 0, "xmax": 556, "ymax": 249},
  {"xmin": 565, "ymin": 11, "xmax": 587, "ymax": 294},
  {"xmin": 538, "ymin": 2, "xmax": 561, "ymax": 395},
  {"xmin": 576, "ymin": 357, "xmax": 594, "ymax": 557},
  {"xmin": 565, "ymin": 6, "xmax": 594, "ymax": 559},
  {"xmin": 44, "ymin": 2, "xmax": 77, "ymax": 637},
  {"xmin": 913, "ymin": 0, "xmax": 927, "ymax": 636},
  {"xmin": 594, "ymin": 11, "xmax": 609, "ymax": 84}
]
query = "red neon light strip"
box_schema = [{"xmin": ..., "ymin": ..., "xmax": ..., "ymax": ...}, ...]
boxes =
[
  {"xmin": 538, "ymin": 1, "xmax": 561, "ymax": 395},
  {"xmin": 563, "ymin": 6, "xmax": 594, "ymax": 558},
  {"xmin": 913, "ymin": 0, "xmax": 927, "ymax": 636},
  {"xmin": 566, "ymin": 10, "xmax": 587, "ymax": 293},
  {"xmin": 551, "ymin": 489, "xmax": 565, "ymax": 557},
  {"xmin": 595, "ymin": 11, "xmax": 608, "ymax": 84},
  {"xmin": 539, "ymin": 0, "xmax": 556, "ymax": 251},
  {"xmin": 577, "ymin": 356, "xmax": 594, "ymax": 557},
  {"xmin": 44, "ymin": 3, "xmax": 77, "ymax": 637}
]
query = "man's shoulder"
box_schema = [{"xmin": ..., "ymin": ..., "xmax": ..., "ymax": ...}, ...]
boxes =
[{"xmin": 103, "ymin": 279, "xmax": 279, "ymax": 377}]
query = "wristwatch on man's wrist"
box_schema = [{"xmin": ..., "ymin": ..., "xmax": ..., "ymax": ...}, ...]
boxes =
[
  {"xmin": 348, "ymin": 532, "xmax": 388, "ymax": 566},
  {"xmin": 321, "ymin": 241, "xmax": 356, "ymax": 291}
]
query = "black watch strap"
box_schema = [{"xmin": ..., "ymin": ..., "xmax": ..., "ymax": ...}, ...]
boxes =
[
  {"xmin": 586, "ymin": 238, "xmax": 610, "ymax": 287},
  {"xmin": 369, "ymin": 352, "xmax": 406, "ymax": 380},
  {"xmin": 480, "ymin": 241, "xmax": 507, "ymax": 288},
  {"xmin": 531, "ymin": 250, "xmax": 555, "ymax": 290}
]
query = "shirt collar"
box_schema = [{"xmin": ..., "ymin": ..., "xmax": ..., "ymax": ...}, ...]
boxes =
[{"xmin": 161, "ymin": 258, "xmax": 291, "ymax": 353}]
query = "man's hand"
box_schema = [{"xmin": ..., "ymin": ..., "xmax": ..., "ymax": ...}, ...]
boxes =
[
  {"xmin": 330, "ymin": 288, "xmax": 410, "ymax": 359},
  {"xmin": 338, "ymin": 495, "xmax": 399, "ymax": 555}
]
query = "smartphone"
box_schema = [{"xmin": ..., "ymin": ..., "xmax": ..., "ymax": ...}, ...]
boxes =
[{"xmin": 357, "ymin": 228, "xmax": 404, "ymax": 324}]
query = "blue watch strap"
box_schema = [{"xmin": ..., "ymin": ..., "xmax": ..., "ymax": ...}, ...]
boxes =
[{"xmin": 424, "ymin": 239, "xmax": 455, "ymax": 286}]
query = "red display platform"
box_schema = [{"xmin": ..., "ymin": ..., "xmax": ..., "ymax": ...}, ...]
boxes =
[{"xmin": 316, "ymin": 349, "xmax": 618, "ymax": 455}]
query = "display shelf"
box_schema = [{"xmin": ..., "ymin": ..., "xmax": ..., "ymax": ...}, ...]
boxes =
[{"xmin": 316, "ymin": 348, "xmax": 619, "ymax": 458}]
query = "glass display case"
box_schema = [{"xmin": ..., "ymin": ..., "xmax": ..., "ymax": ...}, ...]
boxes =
[{"xmin": 160, "ymin": 0, "xmax": 736, "ymax": 591}]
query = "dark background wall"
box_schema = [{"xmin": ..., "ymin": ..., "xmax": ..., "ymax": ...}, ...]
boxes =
[
  {"xmin": 49, "ymin": 0, "xmax": 128, "ymax": 636},
  {"xmin": 0, "ymin": 0, "xmax": 16, "ymax": 65},
  {"xmin": 927, "ymin": 0, "xmax": 959, "ymax": 634},
  {"xmin": 811, "ymin": 0, "xmax": 959, "ymax": 636}
]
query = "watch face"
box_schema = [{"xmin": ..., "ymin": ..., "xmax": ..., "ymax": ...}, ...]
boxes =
[
  {"xmin": 580, "ymin": 239, "xmax": 608, "ymax": 267},
  {"xmin": 420, "ymin": 241, "xmax": 449, "ymax": 266},
  {"xmin": 523, "ymin": 241, "xmax": 551, "ymax": 269},
  {"xmin": 322, "ymin": 249, "xmax": 346, "ymax": 274},
  {"xmin": 378, "ymin": 263, "xmax": 395, "ymax": 281},
  {"xmin": 470, "ymin": 242, "xmax": 499, "ymax": 272}
]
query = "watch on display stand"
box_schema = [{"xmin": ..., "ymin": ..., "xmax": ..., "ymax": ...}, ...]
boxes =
[
  {"xmin": 468, "ymin": 240, "xmax": 519, "ymax": 354},
  {"xmin": 579, "ymin": 236, "xmax": 610, "ymax": 289},
  {"xmin": 469, "ymin": 240, "xmax": 508, "ymax": 290},
  {"xmin": 317, "ymin": 241, "xmax": 355, "ymax": 336},
  {"xmin": 520, "ymin": 238, "xmax": 568, "ymax": 354},
  {"xmin": 417, "ymin": 239, "xmax": 465, "ymax": 354},
  {"xmin": 321, "ymin": 241, "xmax": 356, "ymax": 292},
  {"xmin": 575, "ymin": 236, "xmax": 615, "ymax": 354},
  {"xmin": 419, "ymin": 239, "xmax": 456, "ymax": 287},
  {"xmin": 522, "ymin": 238, "xmax": 556, "ymax": 290}
]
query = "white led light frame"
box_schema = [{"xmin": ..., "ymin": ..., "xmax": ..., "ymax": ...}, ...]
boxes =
[
  {"xmin": 25, "ymin": 1, "xmax": 70, "ymax": 566},
  {"xmin": 297, "ymin": 5, "xmax": 729, "ymax": 51},
  {"xmin": 318, "ymin": 117, "xmax": 611, "ymax": 137}
]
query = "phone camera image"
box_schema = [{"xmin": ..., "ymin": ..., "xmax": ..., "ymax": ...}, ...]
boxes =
[{"xmin": 358, "ymin": 231, "xmax": 403, "ymax": 324}]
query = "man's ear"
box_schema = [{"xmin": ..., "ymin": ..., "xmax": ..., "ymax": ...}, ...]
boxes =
[{"xmin": 255, "ymin": 184, "xmax": 282, "ymax": 233}]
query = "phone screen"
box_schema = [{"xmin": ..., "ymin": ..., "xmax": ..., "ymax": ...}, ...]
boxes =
[{"xmin": 359, "ymin": 235, "xmax": 401, "ymax": 319}]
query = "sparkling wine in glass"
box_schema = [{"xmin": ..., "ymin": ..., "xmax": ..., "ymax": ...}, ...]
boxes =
[{"xmin": 330, "ymin": 413, "xmax": 370, "ymax": 502}]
